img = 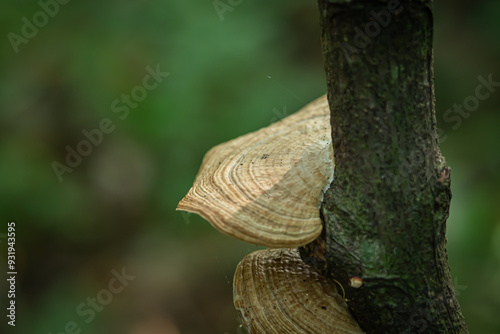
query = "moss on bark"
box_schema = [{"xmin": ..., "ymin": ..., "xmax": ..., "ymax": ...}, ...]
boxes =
[{"xmin": 300, "ymin": 1, "xmax": 468, "ymax": 332}]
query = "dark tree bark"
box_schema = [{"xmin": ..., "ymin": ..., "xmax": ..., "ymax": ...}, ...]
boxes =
[{"xmin": 300, "ymin": 0, "xmax": 468, "ymax": 333}]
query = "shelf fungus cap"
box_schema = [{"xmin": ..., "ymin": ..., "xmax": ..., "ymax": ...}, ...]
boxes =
[
  {"xmin": 233, "ymin": 248, "xmax": 363, "ymax": 334},
  {"xmin": 177, "ymin": 95, "xmax": 333, "ymax": 247}
]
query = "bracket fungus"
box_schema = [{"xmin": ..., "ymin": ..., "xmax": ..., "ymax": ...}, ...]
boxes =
[
  {"xmin": 177, "ymin": 95, "xmax": 333, "ymax": 247},
  {"xmin": 233, "ymin": 248, "xmax": 363, "ymax": 334},
  {"xmin": 178, "ymin": 95, "xmax": 364, "ymax": 333}
]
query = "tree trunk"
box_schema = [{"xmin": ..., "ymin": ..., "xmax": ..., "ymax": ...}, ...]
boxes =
[{"xmin": 300, "ymin": 0, "xmax": 468, "ymax": 332}]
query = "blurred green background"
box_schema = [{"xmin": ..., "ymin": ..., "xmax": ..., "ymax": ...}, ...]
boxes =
[{"xmin": 0, "ymin": 1, "xmax": 499, "ymax": 333}]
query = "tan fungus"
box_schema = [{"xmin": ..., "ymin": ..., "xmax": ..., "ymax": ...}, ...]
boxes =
[
  {"xmin": 176, "ymin": 95, "xmax": 333, "ymax": 247},
  {"xmin": 233, "ymin": 248, "xmax": 364, "ymax": 334}
]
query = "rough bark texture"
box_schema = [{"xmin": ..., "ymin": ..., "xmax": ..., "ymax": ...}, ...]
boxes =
[{"xmin": 300, "ymin": 0, "xmax": 469, "ymax": 333}]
